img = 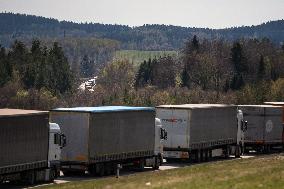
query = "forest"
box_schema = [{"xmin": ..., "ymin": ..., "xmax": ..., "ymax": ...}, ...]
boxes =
[
  {"xmin": 0, "ymin": 36, "xmax": 284, "ymax": 110},
  {"xmin": 1, "ymin": 13, "xmax": 284, "ymax": 50}
]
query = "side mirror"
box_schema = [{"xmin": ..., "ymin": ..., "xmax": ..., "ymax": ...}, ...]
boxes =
[
  {"xmin": 241, "ymin": 120, "xmax": 248, "ymax": 132},
  {"xmin": 160, "ymin": 128, "xmax": 168, "ymax": 140},
  {"xmin": 61, "ymin": 134, "xmax": 67, "ymax": 148}
]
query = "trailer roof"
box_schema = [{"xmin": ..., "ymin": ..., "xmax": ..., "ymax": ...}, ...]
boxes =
[
  {"xmin": 264, "ymin": 102, "xmax": 284, "ymax": 105},
  {"xmin": 238, "ymin": 105, "xmax": 283, "ymax": 108},
  {"xmin": 0, "ymin": 109, "xmax": 48, "ymax": 117},
  {"xmin": 52, "ymin": 106, "xmax": 155, "ymax": 113},
  {"xmin": 156, "ymin": 104, "xmax": 235, "ymax": 109}
]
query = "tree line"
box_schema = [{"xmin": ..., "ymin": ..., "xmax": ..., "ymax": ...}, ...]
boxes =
[
  {"xmin": 0, "ymin": 40, "xmax": 73, "ymax": 94},
  {"xmin": 1, "ymin": 13, "xmax": 284, "ymax": 50},
  {"xmin": 1, "ymin": 36, "xmax": 284, "ymax": 110},
  {"xmin": 93, "ymin": 36, "xmax": 284, "ymax": 106}
]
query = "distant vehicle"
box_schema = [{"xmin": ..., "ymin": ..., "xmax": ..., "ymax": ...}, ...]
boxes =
[
  {"xmin": 156, "ymin": 104, "xmax": 246, "ymax": 162},
  {"xmin": 78, "ymin": 76, "xmax": 97, "ymax": 92},
  {"xmin": 0, "ymin": 109, "xmax": 66, "ymax": 184},
  {"xmin": 49, "ymin": 106, "xmax": 167, "ymax": 176},
  {"xmin": 239, "ymin": 105, "xmax": 284, "ymax": 152}
]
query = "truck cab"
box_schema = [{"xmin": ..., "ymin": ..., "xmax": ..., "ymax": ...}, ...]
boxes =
[
  {"xmin": 145, "ymin": 118, "xmax": 167, "ymax": 169},
  {"xmin": 48, "ymin": 123, "xmax": 66, "ymax": 178}
]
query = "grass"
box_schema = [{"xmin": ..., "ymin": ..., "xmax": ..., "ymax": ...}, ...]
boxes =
[
  {"xmin": 42, "ymin": 154, "xmax": 284, "ymax": 189},
  {"xmin": 113, "ymin": 50, "xmax": 178, "ymax": 67}
]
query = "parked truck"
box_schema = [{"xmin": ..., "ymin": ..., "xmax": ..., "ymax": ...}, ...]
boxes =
[
  {"xmin": 238, "ymin": 105, "xmax": 284, "ymax": 152},
  {"xmin": 49, "ymin": 106, "xmax": 167, "ymax": 176},
  {"xmin": 0, "ymin": 109, "xmax": 65, "ymax": 184},
  {"xmin": 156, "ymin": 104, "xmax": 246, "ymax": 162}
]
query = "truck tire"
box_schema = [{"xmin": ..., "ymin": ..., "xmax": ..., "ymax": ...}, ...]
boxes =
[
  {"xmin": 62, "ymin": 170, "xmax": 72, "ymax": 177},
  {"xmin": 21, "ymin": 170, "xmax": 35, "ymax": 185},
  {"xmin": 224, "ymin": 146, "xmax": 230, "ymax": 159},
  {"xmin": 152, "ymin": 157, "xmax": 160, "ymax": 170},
  {"xmin": 138, "ymin": 159, "xmax": 145, "ymax": 172},
  {"xmin": 235, "ymin": 145, "xmax": 241, "ymax": 158},
  {"xmin": 105, "ymin": 163, "xmax": 114, "ymax": 175},
  {"xmin": 49, "ymin": 169, "xmax": 56, "ymax": 182},
  {"xmin": 98, "ymin": 164, "xmax": 105, "ymax": 176},
  {"xmin": 208, "ymin": 149, "xmax": 212, "ymax": 160},
  {"xmin": 204, "ymin": 149, "xmax": 209, "ymax": 162}
]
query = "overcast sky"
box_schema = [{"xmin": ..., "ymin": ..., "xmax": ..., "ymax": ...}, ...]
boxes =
[{"xmin": 0, "ymin": 0, "xmax": 284, "ymax": 29}]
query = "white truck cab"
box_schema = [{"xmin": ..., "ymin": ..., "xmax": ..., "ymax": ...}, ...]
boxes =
[
  {"xmin": 236, "ymin": 110, "xmax": 247, "ymax": 156},
  {"xmin": 154, "ymin": 118, "xmax": 167, "ymax": 156},
  {"xmin": 145, "ymin": 118, "xmax": 167, "ymax": 169},
  {"xmin": 47, "ymin": 123, "xmax": 66, "ymax": 179}
]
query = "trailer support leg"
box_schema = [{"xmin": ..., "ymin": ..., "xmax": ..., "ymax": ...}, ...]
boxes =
[{"xmin": 116, "ymin": 164, "xmax": 122, "ymax": 178}]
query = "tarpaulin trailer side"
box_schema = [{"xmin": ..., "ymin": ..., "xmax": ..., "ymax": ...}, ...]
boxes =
[
  {"xmin": 264, "ymin": 102, "xmax": 284, "ymax": 143},
  {"xmin": 50, "ymin": 106, "xmax": 162, "ymax": 176},
  {"xmin": 0, "ymin": 109, "xmax": 49, "ymax": 175},
  {"xmin": 238, "ymin": 105, "xmax": 283, "ymax": 151},
  {"xmin": 89, "ymin": 111, "xmax": 155, "ymax": 163},
  {"xmin": 156, "ymin": 104, "xmax": 241, "ymax": 160}
]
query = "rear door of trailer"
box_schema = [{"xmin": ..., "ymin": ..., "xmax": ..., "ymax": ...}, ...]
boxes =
[
  {"xmin": 242, "ymin": 106, "xmax": 265, "ymax": 143},
  {"xmin": 264, "ymin": 106, "xmax": 283, "ymax": 144},
  {"xmin": 156, "ymin": 108, "xmax": 189, "ymax": 149},
  {"xmin": 50, "ymin": 111, "xmax": 90, "ymax": 163}
]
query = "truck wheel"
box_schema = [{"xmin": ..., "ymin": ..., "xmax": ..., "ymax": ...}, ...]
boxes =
[
  {"xmin": 49, "ymin": 169, "xmax": 56, "ymax": 182},
  {"xmin": 208, "ymin": 149, "xmax": 212, "ymax": 161},
  {"xmin": 99, "ymin": 164, "xmax": 105, "ymax": 176},
  {"xmin": 204, "ymin": 149, "xmax": 209, "ymax": 162},
  {"xmin": 138, "ymin": 159, "xmax": 145, "ymax": 171},
  {"xmin": 235, "ymin": 146, "xmax": 241, "ymax": 158},
  {"xmin": 22, "ymin": 170, "xmax": 35, "ymax": 185},
  {"xmin": 111, "ymin": 163, "xmax": 116, "ymax": 175},
  {"xmin": 196, "ymin": 150, "xmax": 201, "ymax": 163},
  {"xmin": 152, "ymin": 157, "xmax": 160, "ymax": 170},
  {"xmin": 166, "ymin": 158, "xmax": 175, "ymax": 163},
  {"xmin": 105, "ymin": 163, "xmax": 113, "ymax": 175},
  {"xmin": 223, "ymin": 146, "xmax": 230, "ymax": 159},
  {"xmin": 62, "ymin": 170, "xmax": 77, "ymax": 177}
]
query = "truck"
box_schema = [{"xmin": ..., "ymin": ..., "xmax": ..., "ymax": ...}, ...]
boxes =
[
  {"xmin": 0, "ymin": 109, "xmax": 65, "ymax": 184},
  {"xmin": 49, "ymin": 106, "xmax": 167, "ymax": 176},
  {"xmin": 156, "ymin": 104, "xmax": 246, "ymax": 162},
  {"xmin": 238, "ymin": 105, "xmax": 284, "ymax": 152}
]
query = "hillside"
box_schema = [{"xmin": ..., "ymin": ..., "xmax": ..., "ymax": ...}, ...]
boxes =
[
  {"xmin": 0, "ymin": 13, "xmax": 284, "ymax": 50},
  {"xmin": 42, "ymin": 154, "xmax": 284, "ymax": 189}
]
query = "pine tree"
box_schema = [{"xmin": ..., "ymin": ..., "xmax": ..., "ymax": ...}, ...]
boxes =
[
  {"xmin": 231, "ymin": 42, "xmax": 247, "ymax": 74},
  {"xmin": 80, "ymin": 55, "xmax": 94, "ymax": 78},
  {"xmin": 47, "ymin": 42, "xmax": 73, "ymax": 94},
  {"xmin": 0, "ymin": 45, "xmax": 11, "ymax": 87},
  {"xmin": 135, "ymin": 58, "xmax": 153, "ymax": 88},
  {"xmin": 257, "ymin": 55, "xmax": 265, "ymax": 80},
  {"xmin": 180, "ymin": 65, "xmax": 190, "ymax": 88},
  {"xmin": 192, "ymin": 35, "xmax": 199, "ymax": 51},
  {"xmin": 23, "ymin": 40, "xmax": 42, "ymax": 88},
  {"xmin": 230, "ymin": 42, "xmax": 247, "ymax": 90}
]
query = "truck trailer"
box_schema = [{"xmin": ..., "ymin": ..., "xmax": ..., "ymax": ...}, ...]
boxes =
[
  {"xmin": 238, "ymin": 105, "xmax": 284, "ymax": 152},
  {"xmin": 0, "ymin": 109, "xmax": 65, "ymax": 184},
  {"xmin": 156, "ymin": 104, "xmax": 245, "ymax": 162},
  {"xmin": 49, "ymin": 106, "xmax": 166, "ymax": 176}
]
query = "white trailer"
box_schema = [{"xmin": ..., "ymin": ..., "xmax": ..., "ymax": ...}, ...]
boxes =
[{"xmin": 156, "ymin": 104, "xmax": 245, "ymax": 162}]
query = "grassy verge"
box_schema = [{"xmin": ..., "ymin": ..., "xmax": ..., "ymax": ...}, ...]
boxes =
[{"xmin": 43, "ymin": 154, "xmax": 284, "ymax": 189}]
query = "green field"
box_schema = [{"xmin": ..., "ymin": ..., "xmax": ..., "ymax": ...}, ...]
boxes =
[
  {"xmin": 113, "ymin": 50, "xmax": 178, "ymax": 66},
  {"xmin": 43, "ymin": 154, "xmax": 284, "ymax": 189}
]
